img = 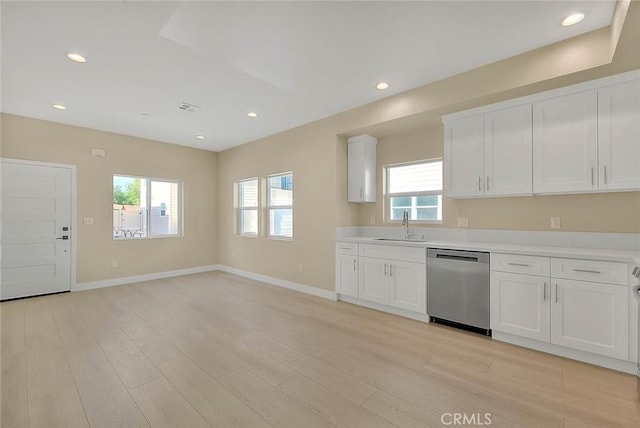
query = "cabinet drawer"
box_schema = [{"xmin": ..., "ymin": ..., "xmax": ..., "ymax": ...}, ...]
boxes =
[
  {"xmin": 491, "ymin": 253, "xmax": 550, "ymax": 276},
  {"xmin": 359, "ymin": 244, "xmax": 425, "ymax": 264},
  {"xmin": 551, "ymin": 258, "xmax": 627, "ymax": 285},
  {"xmin": 336, "ymin": 242, "xmax": 358, "ymax": 255}
]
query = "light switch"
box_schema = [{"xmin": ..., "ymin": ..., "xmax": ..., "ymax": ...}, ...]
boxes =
[
  {"xmin": 91, "ymin": 148, "xmax": 106, "ymax": 157},
  {"xmin": 550, "ymin": 217, "xmax": 561, "ymax": 229},
  {"xmin": 457, "ymin": 217, "xmax": 469, "ymax": 227},
  {"xmin": 83, "ymin": 217, "xmax": 94, "ymax": 225}
]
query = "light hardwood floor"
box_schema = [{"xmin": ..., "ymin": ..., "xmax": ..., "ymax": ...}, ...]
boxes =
[{"xmin": 2, "ymin": 271, "xmax": 639, "ymax": 427}]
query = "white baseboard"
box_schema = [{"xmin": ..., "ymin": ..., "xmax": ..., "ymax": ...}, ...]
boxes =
[
  {"xmin": 492, "ymin": 331, "xmax": 637, "ymax": 375},
  {"xmin": 74, "ymin": 265, "xmax": 220, "ymax": 292},
  {"xmin": 338, "ymin": 294, "xmax": 429, "ymax": 322},
  {"xmin": 216, "ymin": 265, "xmax": 337, "ymax": 301}
]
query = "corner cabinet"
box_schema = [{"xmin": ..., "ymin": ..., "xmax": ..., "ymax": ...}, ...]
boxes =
[
  {"xmin": 444, "ymin": 104, "xmax": 532, "ymax": 198},
  {"xmin": 491, "ymin": 253, "xmax": 629, "ymax": 361},
  {"xmin": 444, "ymin": 70, "xmax": 640, "ymax": 198},
  {"xmin": 347, "ymin": 134, "xmax": 377, "ymax": 203}
]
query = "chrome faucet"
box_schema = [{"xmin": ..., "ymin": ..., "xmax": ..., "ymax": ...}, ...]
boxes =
[{"xmin": 402, "ymin": 209, "xmax": 413, "ymax": 239}]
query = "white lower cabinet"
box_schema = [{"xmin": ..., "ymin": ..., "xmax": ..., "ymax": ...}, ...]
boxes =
[
  {"xmin": 335, "ymin": 243, "xmax": 359, "ymax": 298},
  {"xmin": 491, "ymin": 253, "xmax": 629, "ymax": 361},
  {"xmin": 490, "ymin": 271, "xmax": 550, "ymax": 342},
  {"xmin": 358, "ymin": 256, "xmax": 426, "ymax": 313},
  {"xmin": 551, "ymin": 279, "xmax": 628, "ymax": 360}
]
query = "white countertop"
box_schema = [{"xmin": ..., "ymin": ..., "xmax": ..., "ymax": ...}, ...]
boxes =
[{"xmin": 336, "ymin": 236, "xmax": 640, "ymax": 264}]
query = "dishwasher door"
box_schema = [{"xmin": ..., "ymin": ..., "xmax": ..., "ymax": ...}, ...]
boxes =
[{"xmin": 427, "ymin": 248, "xmax": 490, "ymax": 331}]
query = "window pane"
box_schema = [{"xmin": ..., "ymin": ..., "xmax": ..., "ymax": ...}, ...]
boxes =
[
  {"xmin": 390, "ymin": 208, "xmax": 406, "ymax": 220},
  {"xmin": 240, "ymin": 209, "xmax": 258, "ymax": 235},
  {"xmin": 388, "ymin": 161, "xmax": 442, "ymax": 193},
  {"xmin": 416, "ymin": 195, "xmax": 439, "ymax": 206},
  {"xmin": 113, "ymin": 176, "xmax": 147, "ymax": 238},
  {"xmin": 269, "ymin": 208, "xmax": 293, "ymax": 238},
  {"xmin": 239, "ymin": 179, "xmax": 258, "ymax": 208},
  {"xmin": 150, "ymin": 181, "xmax": 178, "ymax": 236},
  {"xmin": 417, "ymin": 207, "xmax": 439, "ymax": 220},
  {"xmin": 391, "ymin": 196, "xmax": 411, "ymax": 207},
  {"xmin": 268, "ymin": 174, "xmax": 293, "ymax": 206}
]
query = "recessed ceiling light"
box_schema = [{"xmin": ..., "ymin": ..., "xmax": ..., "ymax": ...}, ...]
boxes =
[
  {"xmin": 247, "ymin": 112, "xmax": 258, "ymax": 118},
  {"xmin": 196, "ymin": 135, "xmax": 205, "ymax": 140},
  {"xmin": 52, "ymin": 104, "xmax": 67, "ymax": 110},
  {"xmin": 562, "ymin": 13, "xmax": 585, "ymax": 26},
  {"xmin": 376, "ymin": 82, "xmax": 390, "ymax": 90},
  {"xmin": 66, "ymin": 52, "xmax": 87, "ymax": 63}
]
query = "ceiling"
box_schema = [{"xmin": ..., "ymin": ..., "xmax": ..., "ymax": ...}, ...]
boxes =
[{"xmin": 1, "ymin": 1, "xmax": 616, "ymax": 152}]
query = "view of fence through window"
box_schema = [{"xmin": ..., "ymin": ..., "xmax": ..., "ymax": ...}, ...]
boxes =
[{"xmin": 113, "ymin": 175, "xmax": 180, "ymax": 239}]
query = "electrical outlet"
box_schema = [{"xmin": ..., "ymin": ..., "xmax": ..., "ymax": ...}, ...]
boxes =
[
  {"xmin": 370, "ymin": 217, "xmax": 375, "ymax": 225},
  {"xmin": 83, "ymin": 217, "xmax": 94, "ymax": 225},
  {"xmin": 457, "ymin": 217, "xmax": 469, "ymax": 227},
  {"xmin": 550, "ymin": 217, "xmax": 561, "ymax": 229},
  {"xmin": 111, "ymin": 261, "xmax": 118, "ymax": 268}
]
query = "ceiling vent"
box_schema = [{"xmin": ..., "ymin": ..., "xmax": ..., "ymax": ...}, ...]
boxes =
[{"xmin": 176, "ymin": 102, "xmax": 201, "ymax": 112}]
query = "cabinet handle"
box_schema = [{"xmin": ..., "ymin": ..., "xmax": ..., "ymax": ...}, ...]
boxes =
[
  {"xmin": 507, "ymin": 262, "xmax": 530, "ymax": 267},
  {"xmin": 603, "ymin": 165, "xmax": 607, "ymax": 185},
  {"xmin": 486, "ymin": 176, "xmax": 490, "ymax": 191},
  {"xmin": 478, "ymin": 177, "xmax": 481, "ymax": 192},
  {"xmin": 384, "ymin": 263, "xmax": 388, "ymax": 276},
  {"xmin": 353, "ymin": 260, "xmax": 356, "ymax": 271},
  {"xmin": 543, "ymin": 282, "xmax": 547, "ymax": 301},
  {"xmin": 555, "ymin": 283, "xmax": 559, "ymax": 303},
  {"xmin": 573, "ymin": 268, "xmax": 601, "ymax": 274},
  {"xmin": 389, "ymin": 264, "xmax": 393, "ymax": 276},
  {"xmin": 340, "ymin": 247, "xmax": 351, "ymax": 251},
  {"xmin": 591, "ymin": 167, "xmax": 594, "ymax": 185}
]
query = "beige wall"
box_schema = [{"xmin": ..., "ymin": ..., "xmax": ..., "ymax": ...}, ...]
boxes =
[
  {"xmin": 0, "ymin": 114, "xmax": 218, "ymax": 283},
  {"xmin": 359, "ymin": 126, "xmax": 640, "ymax": 233}
]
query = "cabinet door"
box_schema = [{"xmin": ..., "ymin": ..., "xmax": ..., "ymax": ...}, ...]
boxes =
[
  {"xmin": 598, "ymin": 80, "xmax": 640, "ymax": 191},
  {"xmin": 347, "ymin": 137, "xmax": 376, "ymax": 202},
  {"xmin": 358, "ymin": 257, "xmax": 388, "ymax": 304},
  {"xmin": 388, "ymin": 260, "xmax": 426, "ymax": 313},
  {"xmin": 444, "ymin": 115, "xmax": 485, "ymax": 197},
  {"xmin": 490, "ymin": 272, "xmax": 550, "ymax": 341},
  {"xmin": 551, "ymin": 279, "xmax": 628, "ymax": 360},
  {"xmin": 484, "ymin": 104, "xmax": 533, "ymax": 196},
  {"xmin": 336, "ymin": 254, "xmax": 358, "ymax": 297},
  {"xmin": 533, "ymin": 91, "xmax": 598, "ymax": 193}
]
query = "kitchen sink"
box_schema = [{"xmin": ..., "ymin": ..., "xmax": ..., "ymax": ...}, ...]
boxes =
[{"xmin": 374, "ymin": 238, "xmax": 428, "ymax": 242}]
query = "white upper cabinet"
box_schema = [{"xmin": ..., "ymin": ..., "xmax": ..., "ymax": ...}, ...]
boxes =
[
  {"xmin": 597, "ymin": 80, "xmax": 640, "ymax": 191},
  {"xmin": 347, "ymin": 134, "xmax": 377, "ymax": 203},
  {"xmin": 444, "ymin": 115, "xmax": 484, "ymax": 198},
  {"xmin": 484, "ymin": 104, "xmax": 533, "ymax": 196},
  {"xmin": 444, "ymin": 105, "xmax": 532, "ymax": 198},
  {"xmin": 444, "ymin": 70, "xmax": 640, "ymax": 198},
  {"xmin": 533, "ymin": 90, "xmax": 598, "ymax": 194}
]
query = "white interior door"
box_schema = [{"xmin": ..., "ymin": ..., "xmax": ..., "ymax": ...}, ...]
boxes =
[{"xmin": 1, "ymin": 160, "xmax": 73, "ymax": 300}]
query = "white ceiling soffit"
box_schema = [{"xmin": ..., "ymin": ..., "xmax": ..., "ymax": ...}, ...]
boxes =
[{"xmin": 1, "ymin": 1, "xmax": 616, "ymax": 152}]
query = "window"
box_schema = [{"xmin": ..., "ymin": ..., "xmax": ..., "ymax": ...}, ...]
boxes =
[
  {"xmin": 237, "ymin": 178, "xmax": 258, "ymax": 236},
  {"xmin": 113, "ymin": 175, "xmax": 181, "ymax": 239},
  {"xmin": 267, "ymin": 172, "xmax": 293, "ymax": 238},
  {"xmin": 385, "ymin": 159, "xmax": 443, "ymax": 222}
]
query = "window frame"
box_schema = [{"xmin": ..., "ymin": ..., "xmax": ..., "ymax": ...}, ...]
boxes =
[
  {"xmin": 266, "ymin": 171, "xmax": 293, "ymax": 240},
  {"xmin": 112, "ymin": 174, "xmax": 182, "ymax": 240},
  {"xmin": 236, "ymin": 177, "xmax": 260, "ymax": 237},
  {"xmin": 384, "ymin": 158, "xmax": 443, "ymax": 224}
]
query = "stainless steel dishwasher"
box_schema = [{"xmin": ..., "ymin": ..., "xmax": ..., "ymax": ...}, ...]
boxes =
[{"xmin": 427, "ymin": 248, "xmax": 490, "ymax": 335}]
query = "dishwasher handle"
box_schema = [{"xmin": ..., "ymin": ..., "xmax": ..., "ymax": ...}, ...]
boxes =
[{"xmin": 427, "ymin": 248, "xmax": 489, "ymax": 263}]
